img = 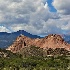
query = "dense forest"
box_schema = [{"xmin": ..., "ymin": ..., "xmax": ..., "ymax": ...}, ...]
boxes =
[{"xmin": 0, "ymin": 46, "xmax": 70, "ymax": 70}]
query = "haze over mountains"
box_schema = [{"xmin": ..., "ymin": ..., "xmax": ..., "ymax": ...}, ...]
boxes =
[{"xmin": 63, "ymin": 34, "xmax": 70, "ymax": 44}]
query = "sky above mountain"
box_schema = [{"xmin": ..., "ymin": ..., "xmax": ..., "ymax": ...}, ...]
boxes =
[{"xmin": 0, "ymin": 0, "xmax": 70, "ymax": 36}]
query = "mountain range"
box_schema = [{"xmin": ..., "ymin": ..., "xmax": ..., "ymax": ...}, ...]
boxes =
[
  {"xmin": 0, "ymin": 30, "xmax": 70, "ymax": 49},
  {"xmin": 63, "ymin": 34, "xmax": 70, "ymax": 44},
  {"xmin": 0, "ymin": 30, "xmax": 41, "ymax": 48}
]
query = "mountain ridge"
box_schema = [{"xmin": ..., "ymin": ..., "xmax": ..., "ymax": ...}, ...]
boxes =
[
  {"xmin": 6, "ymin": 34, "xmax": 70, "ymax": 53},
  {"xmin": 0, "ymin": 30, "xmax": 70, "ymax": 49},
  {"xmin": 0, "ymin": 30, "xmax": 41, "ymax": 48}
]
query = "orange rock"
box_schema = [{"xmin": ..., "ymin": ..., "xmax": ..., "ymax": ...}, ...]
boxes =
[{"xmin": 6, "ymin": 34, "xmax": 70, "ymax": 53}]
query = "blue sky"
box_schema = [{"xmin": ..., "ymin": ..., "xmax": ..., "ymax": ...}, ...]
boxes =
[
  {"xmin": 0, "ymin": 0, "xmax": 70, "ymax": 36},
  {"xmin": 47, "ymin": 0, "xmax": 57, "ymax": 12}
]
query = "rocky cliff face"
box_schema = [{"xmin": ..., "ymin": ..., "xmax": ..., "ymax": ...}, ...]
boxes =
[{"xmin": 6, "ymin": 34, "xmax": 70, "ymax": 53}]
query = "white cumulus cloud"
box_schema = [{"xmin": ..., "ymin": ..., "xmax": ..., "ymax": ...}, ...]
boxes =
[
  {"xmin": 52, "ymin": 0, "xmax": 70, "ymax": 15},
  {"xmin": 0, "ymin": 0, "xmax": 70, "ymax": 36},
  {"xmin": 0, "ymin": 26, "xmax": 11, "ymax": 32}
]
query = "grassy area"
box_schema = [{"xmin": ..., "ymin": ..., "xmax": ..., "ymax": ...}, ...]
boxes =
[
  {"xmin": 0, "ymin": 46, "xmax": 70, "ymax": 70},
  {"xmin": 0, "ymin": 55, "xmax": 70, "ymax": 70}
]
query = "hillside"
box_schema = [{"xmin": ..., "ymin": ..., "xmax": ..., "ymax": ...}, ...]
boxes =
[
  {"xmin": 0, "ymin": 47, "xmax": 70, "ymax": 70},
  {"xmin": 7, "ymin": 34, "xmax": 70, "ymax": 54}
]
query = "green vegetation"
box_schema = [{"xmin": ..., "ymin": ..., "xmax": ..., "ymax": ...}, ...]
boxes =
[{"xmin": 0, "ymin": 46, "xmax": 70, "ymax": 70}]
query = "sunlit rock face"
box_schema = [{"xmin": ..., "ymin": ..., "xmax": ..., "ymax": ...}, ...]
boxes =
[{"xmin": 6, "ymin": 34, "xmax": 70, "ymax": 53}]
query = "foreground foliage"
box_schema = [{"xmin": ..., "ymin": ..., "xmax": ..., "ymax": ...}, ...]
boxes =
[{"xmin": 0, "ymin": 46, "xmax": 70, "ymax": 70}]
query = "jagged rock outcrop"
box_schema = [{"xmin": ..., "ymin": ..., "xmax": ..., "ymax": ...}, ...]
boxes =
[{"xmin": 6, "ymin": 34, "xmax": 70, "ymax": 53}]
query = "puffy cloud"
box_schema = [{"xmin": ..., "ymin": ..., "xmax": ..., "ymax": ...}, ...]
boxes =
[
  {"xmin": 52, "ymin": 0, "xmax": 70, "ymax": 15},
  {"xmin": 0, "ymin": 0, "xmax": 70, "ymax": 36},
  {"xmin": 0, "ymin": 0, "xmax": 51, "ymax": 24},
  {"xmin": 0, "ymin": 26, "xmax": 11, "ymax": 32}
]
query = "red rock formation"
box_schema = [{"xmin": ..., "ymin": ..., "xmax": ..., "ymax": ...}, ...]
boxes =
[{"xmin": 6, "ymin": 34, "xmax": 70, "ymax": 53}]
